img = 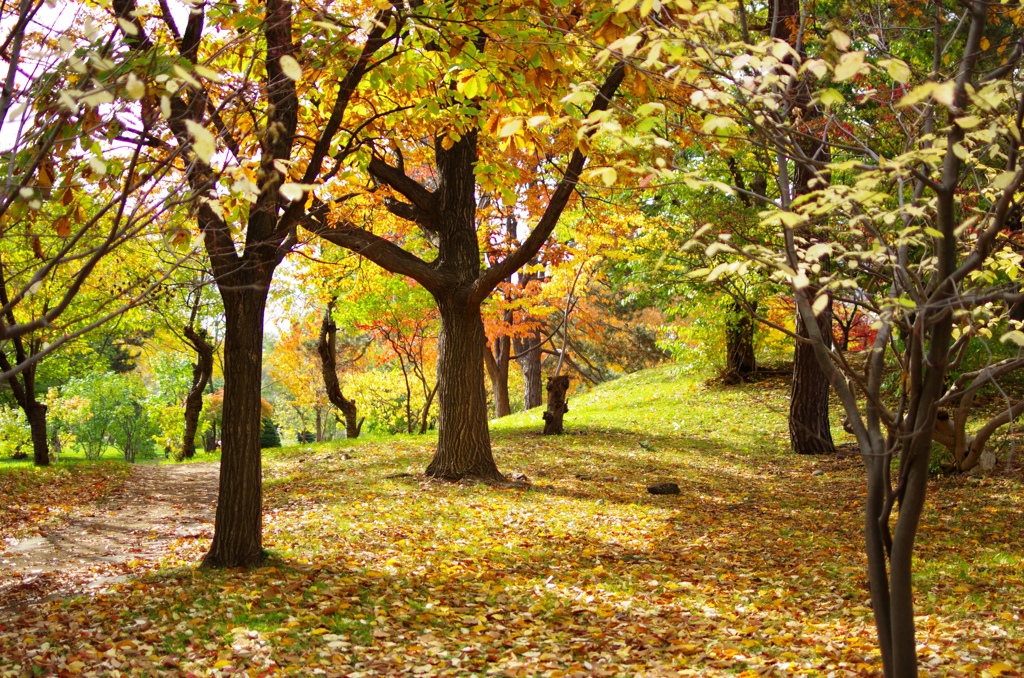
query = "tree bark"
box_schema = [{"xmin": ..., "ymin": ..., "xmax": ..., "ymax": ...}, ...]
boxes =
[
  {"xmin": 181, "ymin": 325, "xmax": 214, "ymax": 460},
  {"xmin": 202, "ymin": 287, "xmax": 268, "ymax": 569},
  {"xmin": 317, "ymin": 305, "xmax": 362, "ymax": 438},
  {"xmin": 484, "ymin": 334, "xmax": 511, "ymax": 418},
  {"xmin": 426, "ymin": 294, "xmax": 503, "ymax": 481},
  {"xmin": 26, "ymin": 400, "xmax": 48, "ymax": 467},
  {"xmin": 514, "ymin": 332, "xmax": 544, "ymax": 409},
  {"xmin": 542, "ymin": 374, "xmax": 570, "ymax": 435},
  {"xmin": 724, "ymin": 298, "xmax": 757, "ymax": 383},
  {"xmin": 790, "ymin": 303, "xmax": 836, "ymax": 455}
]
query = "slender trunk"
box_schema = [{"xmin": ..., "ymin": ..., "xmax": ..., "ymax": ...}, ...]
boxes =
[
  {"xmin": 26, "ymin": 400, "xmax": 48, "ymax": 467},
  {"xmin": 543, "ymin": 375, "xmax": 571, "ymax": 435},
  {"xmin": 426, "ymin": 294, "xmax": 503, "ymax": 481},
  {"xmin": 484, "ymin": 336, "xmax": 511, "ymax": 418},
  {"xmin": 315, "ymin": 409, "xmax": 324, "ymax": 442},
  {"xmin": 864, "ymin": 453, "xmax": 894, "ymax": 674},
  {"xmin": 202, "ymin": 287, "xmax": 268, "ymax": 569},
  {"xmin": 399, "ymin": 357, "xmax": 414, "ymax": 434},
  {"xmin": 514, "ymin": 332, "xmax": 544, "ymax": 409},
  {"xmin": 724, "ymin": 299, "xmax": 757, "ymax": 383},
  {"xmin": 318, "ymin": 305, "xmax": 361, "ymax": 438},
  {"xmin": 419, "ymin": 383, "xmax": 437, "ymax": 434},
  {"xmin": 790, "ymin": 299, "xmax": 836, "ymax": 454},
  {"xmin": 181, "ymin": 326, "xmax": 214, "ymax": 460}
]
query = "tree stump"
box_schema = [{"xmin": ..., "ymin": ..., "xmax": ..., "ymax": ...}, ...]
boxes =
[{"xmin": 542, "ymin": 375, "xmax": 570, "ymax": 435}]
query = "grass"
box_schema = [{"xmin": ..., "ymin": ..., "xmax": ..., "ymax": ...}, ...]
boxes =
[{"xmin": 1, "ymin": 364, "xmax": 1022, "ymax": 677}]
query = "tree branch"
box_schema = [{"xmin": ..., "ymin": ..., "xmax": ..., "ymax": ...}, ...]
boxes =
[{"xmin": 470, "ymin": 60, "xmax": 626, "ymax": 304}]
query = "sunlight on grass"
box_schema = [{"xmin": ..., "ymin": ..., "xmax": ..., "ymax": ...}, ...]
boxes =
[{"xmin": 1, "ymin": 365, "xmax": 1021, "ymax": 676}]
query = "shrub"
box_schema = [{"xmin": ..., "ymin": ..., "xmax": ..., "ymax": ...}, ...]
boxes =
[{"xmin": 260, "ymin": 417, "xmax": 281, "ymax": 448}]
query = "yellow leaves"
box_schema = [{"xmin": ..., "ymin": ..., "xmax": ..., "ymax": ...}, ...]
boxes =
[
  {"xmin": 279, "ymin": 55, "xmax": 303, "ymax": 81},
  {"xmin": 183, "ymin": 121, "xmax": 217, "ymax": 164},
  {"xmin": 124, "ymin": 73, "xmax": 146, "ymax": 100},
  {"xmin": 172, "ymin": 64, "xmax": 201, "ymax": 89},
  {"xmin": 702, "ymin": 115, "xmax": 735, "ymax": 135},
  {"xmin": 988, "ymin": 662, "xmax": 1015, "ymax": 677},
  {"xmin": 498, "ymin": 118, "xmax": 523, "ymax": 138},
  {"xmin": 832, "ymin": 51, "xmax": 866, "ymax": 82},
  {"xmin": 279, "ymin": 183, "xmax": 315, "ymax": 202},
  {"xmin": 116, "ymin": 18, "xmax": 138, "ymax": 36},
  {"xmin": 818, "ymin": 88, "xmax": 844, "ymax": 108},
  {"xmin": 882, "ymin": 58, "xmax": 911, "ymax": 83},
  {"xmin": 193, "ymin": 64, "xmax": 223, "ymax": 83},
  {"xmin": 830, "ymin": 29, "xmax": 851, "ymax": 51}
]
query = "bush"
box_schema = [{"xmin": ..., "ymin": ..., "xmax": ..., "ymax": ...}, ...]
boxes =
[
  {"xmin": 260, "ymin": 417, "xmax": 281, "ymax": 448},
  {"xmin": 296, "ymin": 430, "xmax": 315, "ymax": 443},
  {"xmin": 58, "ymin": 373, "xmax": 159, "ymax": 462}
]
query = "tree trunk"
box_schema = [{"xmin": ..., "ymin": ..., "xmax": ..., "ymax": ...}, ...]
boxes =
[
  {"xmin": 26, "ymin": 400, "xmax": 49, "ymax": 467},
  {"xmin": 426, "ymin": 295, "xmax": 503, "ymax": 481},
  {"xmin": 315, "ymin": 408, "xmax": 324, "ymax": 443},
  {"xmin": 724, "ymin": 299, "xmax": 757, "ymax": 383},
  {"xmin": 790, "ymin": 302, "xmax": 836, "ymax": 455},
  {"xmin": 542, "ymin": 374, "xmax": 570, "ymax": 435},
  {"xmin": 205, "ymin": 423, "xmax": 218, "ymax": 454},
  {"xmin": 202, "ymin": 287, "xmax": 268, "ymax": 569},
  {"xmin": 181, "ymin": 325, "xmax": 214, "ymax": 460},
  {"xmin": 317, "ymin": 305, "xmax": 362, "ymax": 438},
  {"xmin": 484, "ymin": 335, "xmax": 511, "ymax": 418},
  {"xmin": 515, "ymin": 332, "xmax": 544, "ymax": 409},
  {"xmin": 419, "ymin": 384, "xmax": 437, "ymax": 434}
]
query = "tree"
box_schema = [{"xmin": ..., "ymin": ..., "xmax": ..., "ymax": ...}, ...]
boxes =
[
  {"xmin": 633, "ymin": 0, "xmax": 1024, "ymax": 673},
  {"xmin": 109, "ymin": 0, "xmax": 403, "ymax": 566},
  {"xmin": 318, "ymin": 302, "xmax": 362, "ymax": 439},
  {"xmin": 260, "ymin": 416, "xmax": 281, "ymax": 449},
  {"xmin": 312, "ymin": 3, "xmax": 627, "ymax": 478}
]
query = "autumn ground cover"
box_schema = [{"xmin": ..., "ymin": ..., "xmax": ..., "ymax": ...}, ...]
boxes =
[{"xmin": 1, "ymin": 365, "xmax": 1022, "ymax": 677}]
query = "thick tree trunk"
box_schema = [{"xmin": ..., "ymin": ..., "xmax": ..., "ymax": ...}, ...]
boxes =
[
  {"xmin": 790, "ymin": 302, "xmax": 836, "ymax": 455},
  {"xmin": 542, "ymin": 375, "xmax": 570, "ymax": 435},
  {"xmin": 26, "ymin": 401, "xmax": 48, "ymax": 467},
  {"xmin": 515, "ymin": 332, "xmax": 544, "ymax": 409},
  {"xmin": 724, "ymin": 299, "xmax": 757, "ymax": 383},
  {"xmin": 181, "ymin": 325, "xmax": 214, "ymax": 460},
  {"xmin": 426, "ymin": 295, "xmax": 503, "ymax": 481},
  {"xmin": 318, "ymin": 306, "xmax": 362, "ymax": 438},
  {"xmin": 202, "ymin": 288, "xmax": 268, "ymax": 569}
]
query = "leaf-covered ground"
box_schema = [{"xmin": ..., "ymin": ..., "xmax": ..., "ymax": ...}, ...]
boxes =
[{"xmin": 1, "ymin": 365, "xmax": 1022, "ymax": 677}]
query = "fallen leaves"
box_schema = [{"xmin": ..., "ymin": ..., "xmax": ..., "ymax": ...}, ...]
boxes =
[{"xmin": 0, "ymin": 366, "xmax": 1021, "ymax": 676}]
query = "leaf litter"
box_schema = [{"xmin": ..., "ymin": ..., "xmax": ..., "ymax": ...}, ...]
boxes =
[{"xmin": 0, "ymin": 365, "xmax": 1021, "ymax": 677}]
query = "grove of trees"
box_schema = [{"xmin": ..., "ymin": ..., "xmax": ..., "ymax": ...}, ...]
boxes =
[{"xmin": 3, "ymin": 0, "xmax": 1024, "ymax": 675}]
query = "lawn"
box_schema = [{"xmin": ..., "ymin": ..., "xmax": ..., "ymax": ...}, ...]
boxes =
[{"xmin": 1, "ymin": 365, "xmax": 1021, "ymax": 677}]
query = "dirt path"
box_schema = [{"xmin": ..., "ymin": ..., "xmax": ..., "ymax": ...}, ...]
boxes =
[{"xmin": 0, "ymin": 463, "xmax": 219, "ymax": 613}]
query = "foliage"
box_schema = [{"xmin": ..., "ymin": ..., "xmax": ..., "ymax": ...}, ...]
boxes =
[
  {"xmin": 0, "ymin": 407, "xmax": 30, "ymax": 458},
  {"xmin": 58, "ymin": 373, "xmax": 159, "ymax": 463}
]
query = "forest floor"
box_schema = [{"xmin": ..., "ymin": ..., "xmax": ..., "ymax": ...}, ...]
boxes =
[
  {"xmin": 1, "ymin": 365, "xmax": 1022, "ymax": 677},
  {"xmin": 0, "ymin": 463, "xmax": 217, "ymax": 611}
]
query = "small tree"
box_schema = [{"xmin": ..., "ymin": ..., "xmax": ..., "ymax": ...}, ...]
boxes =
[{"xmin": 260, "ymin": 417, "xmax": 281, "ymax": 449}]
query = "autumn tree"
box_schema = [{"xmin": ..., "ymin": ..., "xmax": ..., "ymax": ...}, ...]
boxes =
[
  {"xmin": 0, "ymin": 1, "xmax": 193, "ymax": 465},
  {"xmin": 312, "ymin": 3, "xmax": 628, "ymax": 480},
  {"xmin": 318, "ymin": 301, "xmax": 362, "ymax": 439},
  {"xmin": 632, "ymin": 0, "xmax": 1024, "ymax": 673},
  {"xmin": 108, "ymin": 0, "xmax": 407, "ymax": 566}
]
